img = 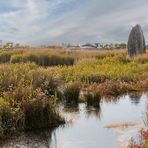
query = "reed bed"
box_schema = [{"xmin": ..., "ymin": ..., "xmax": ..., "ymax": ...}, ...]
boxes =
[{"xmin": 0, "ymin": 48, "xmax": 125, "ymax": 66}]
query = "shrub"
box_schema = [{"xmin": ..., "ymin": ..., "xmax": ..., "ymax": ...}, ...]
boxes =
[
  {"xmin": 0, "ymin": 63, "xmax": 65, "ymax": 138},
  {"xmin": 31, "ymin": 68, "xmax": 59, "ymax": 96},
  {"xmin": 0, "ymin": 49, "xmax": 25, "ymax": 64},
  {"xmin": 0, "ymin": 98, "xmax": 13, "ymax": 138},
  {"xmin": 63, "ymin": 82, "xmax": 81, "ymax": 105},
  {"xmin": 23, "ymin": 97, "xmax": 64, "ymax": 130},
  {"xmin": 85, "ymin": 93, "xmax": 101, "ymax": 107},
  {"xmin": 83, "ymin": 87, "xmax": 101, "ymax": 107},
  {"xmin": 0, "ymin": 51, "xmax": 12, "ymax": 63}
]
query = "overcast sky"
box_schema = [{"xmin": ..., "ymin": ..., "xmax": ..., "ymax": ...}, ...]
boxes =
[{"xmin": 0, "ymin": 0, "xmax": 148, "ymax": 45}]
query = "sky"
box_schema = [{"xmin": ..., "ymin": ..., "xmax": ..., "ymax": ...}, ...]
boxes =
[{"xmin": 0, "ymin": 0, "xmax": 148, "ymax": 45}]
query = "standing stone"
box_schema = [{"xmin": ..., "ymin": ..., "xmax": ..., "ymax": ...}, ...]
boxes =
[{"xmin": 127, "ymin": 24, "xmax": 146, "ymax": 57}]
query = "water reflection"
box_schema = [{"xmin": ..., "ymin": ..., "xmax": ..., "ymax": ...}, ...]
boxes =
[
  {"xmin": 103, "ymin": 95, "xmax": 122, "ymax": 104},
  {"xmin": 129, "ymin": 93, "xmax": 142, "ymax": 105},
  {"xmin": 1, "ymin": 94, "xmax": 147, "ymax": 148},
  {"xmin": 63, "ymin": 104, "xmax": 79, "ymax": 113},
  {"xmin": 85, "ymin": 104, "xmax": 102, "ymax": 119},
  {"xmin": 0, "ymin": 129, "xmax": 54, "ymax": 148}
]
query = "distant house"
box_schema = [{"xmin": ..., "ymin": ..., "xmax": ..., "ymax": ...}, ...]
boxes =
[
  {"xmin": 115, "ymin": 43, "xmax": 126, "ymax": 49},
  {"xmin": 0, "ymin": 40, "xmax": 2, "ymax": 49},
  {"xmin": 62, "ymin": 42, "xmax": 127, "ymax": 50},
  {"xmin": 15, "ymin": 43, "xmax": 21, "ymax": 48},
  {"xmin": 100, "ymin": 43, "xmax": 126, "ymax": 50},
  {"xmin": 3, "ymin": 42, "xmax": 13, "ymax": 49}
]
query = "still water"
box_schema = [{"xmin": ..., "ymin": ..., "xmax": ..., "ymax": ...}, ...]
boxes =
[{"xmin": 1, "ymin": 93, "xmax": 148, "ymax": 148}]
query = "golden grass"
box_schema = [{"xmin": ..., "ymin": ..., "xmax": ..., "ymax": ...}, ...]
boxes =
[{"xmin": 104, "ymin": 122, "xmax": 138, "ymax": 129}]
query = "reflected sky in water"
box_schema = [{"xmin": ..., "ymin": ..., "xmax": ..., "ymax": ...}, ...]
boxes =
[{"xmin": 1, "ymin": 94, "xmax": 148, "ymax": 148}]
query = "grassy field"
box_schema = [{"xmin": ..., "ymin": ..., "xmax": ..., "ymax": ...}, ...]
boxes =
[{"xmin": 0, "ymin": 48, "xmax": 147, "ymax": 138}]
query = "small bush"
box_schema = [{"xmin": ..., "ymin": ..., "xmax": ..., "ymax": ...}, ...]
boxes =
[
  {"xmin": 0, "ymin": 51, "xmax": 12, "ymax": 63},
  {"xmin": 63, "ymin": 82, "xmax": 81, "ymax": 105},
  {"xmin": 83, "ymin": 87, "xmax": 101, "ymax": 107},
  {"xmin": 0, "ymin": 98, "xmax": 13, "ymax": 138},
  {"xmin": 0, "ymin": 64, "xmax": 65, "ymax": 138},
  {"xmin": 23, "ymin": 97, "xmax": 64, "ymax": 130}
]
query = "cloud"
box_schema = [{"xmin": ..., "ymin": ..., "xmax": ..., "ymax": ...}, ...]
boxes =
[{"xmin": 0, "ymin": 0, "xmax": 148, "ymax": 45}]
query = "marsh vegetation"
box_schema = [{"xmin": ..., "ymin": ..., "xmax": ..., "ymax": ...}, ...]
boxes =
[
  {"xmin": 0, "ymin": 48, "xmax": 147, "ymax": 140},
  {"xmin": 1, "ymin": 94, "xmax": 147, "ymax": 148}
]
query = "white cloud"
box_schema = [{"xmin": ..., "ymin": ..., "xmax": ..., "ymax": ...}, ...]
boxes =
[{"xmin": 0, "ymin": 0, "xmax": 148, "ymax": 45}]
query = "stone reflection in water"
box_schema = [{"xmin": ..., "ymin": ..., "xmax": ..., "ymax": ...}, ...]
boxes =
[
  {"xmin": 129, "ymin": 93, "xmax": 142, "ymax": 105},
  {"xmin": 0, "ymin": 129, "xmax": 56, "ymax": 148}
]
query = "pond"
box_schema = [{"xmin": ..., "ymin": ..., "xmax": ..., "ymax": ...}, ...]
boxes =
[{"xmin": 1, "ymin": 93, "xmax": 148, "ymax": 148}]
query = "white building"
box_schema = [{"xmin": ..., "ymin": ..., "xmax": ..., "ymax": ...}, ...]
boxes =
[{"xmin": 0, "ymin": 40, "xmax": 2, "ymax": 49}]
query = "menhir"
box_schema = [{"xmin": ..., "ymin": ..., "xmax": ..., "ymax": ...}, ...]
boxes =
[{"xmin": 127, "ymin": 24, "xmax": 146, "ymax": 57}]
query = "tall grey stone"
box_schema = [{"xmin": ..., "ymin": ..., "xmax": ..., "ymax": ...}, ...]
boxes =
[{"xmin": 127, "ymin": 24, "xmax": 146, "ymax": 57}]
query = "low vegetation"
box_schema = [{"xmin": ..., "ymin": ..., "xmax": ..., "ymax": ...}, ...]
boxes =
[
  {"xmin": 0, "ymin": 48, "xmax": 125, "ymax": 65},
  {"xmin": 127, "ymin": 103, "xmax": 148, "ymax": 148},
  {"xmin": 0, "ymin": 48, "xmax": 147, "ymax": 138},
  {"xmin": 104, "ymin": 122, "xmax": 137, "ymax": 129},
  {"xmin": 0, "ymin": 63, "xmax": 64, "ymax": 139},
  {"xmin": 63, "ymin": 82, "xmax": 81, "ymax": 105},
  {"xmin": 10, "ymin": 53, "xmax": 75, "ymax": 66}
]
